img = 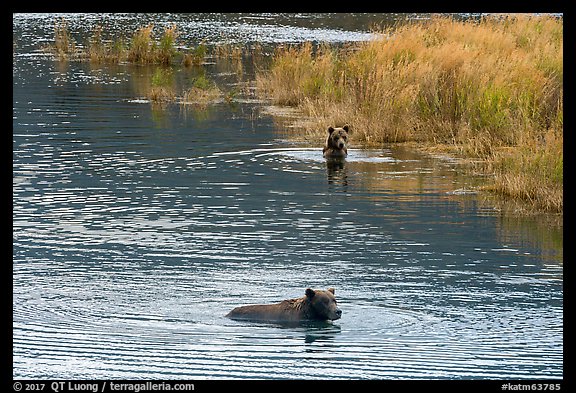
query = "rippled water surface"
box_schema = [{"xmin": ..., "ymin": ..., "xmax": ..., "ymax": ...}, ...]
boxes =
[{"xmin": 13, "ymin": 13, "xmax": 562, "ymax": 380}]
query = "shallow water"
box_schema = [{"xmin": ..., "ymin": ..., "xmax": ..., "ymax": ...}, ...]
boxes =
[{"xmin": 13, "ymin": 13, "xmax": 562, "ymax": 380}]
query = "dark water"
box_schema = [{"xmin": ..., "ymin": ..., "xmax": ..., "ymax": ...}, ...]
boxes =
[{"xmin": 13, "ymin": 13, "xmax": 562, "ymax": 380}]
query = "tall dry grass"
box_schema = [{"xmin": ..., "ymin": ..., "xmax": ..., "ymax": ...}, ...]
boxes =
[
  {"xmin": 487, "ymin": 128, "xmax": 563, "ymax": 212},
  {"xmin": 256, "ymin": 15, "xmax": 563, "ymax": 212},
  {"xmin": 47, "ymin": 21, "xmax": 182, "ymax": 66},
  {"xmin": 127, "ymin": 23, "xmax": 178, "ymax": 64}
]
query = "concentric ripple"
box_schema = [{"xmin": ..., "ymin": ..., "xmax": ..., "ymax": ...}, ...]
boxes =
[{"xmin": 13, "ymin": 13, "xmax": 562, "ymax": 380}]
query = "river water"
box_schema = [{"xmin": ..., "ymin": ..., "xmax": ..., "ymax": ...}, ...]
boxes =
[{"xmin": 13, "ymin": 13, "xmax": 562, "ymax": 380}]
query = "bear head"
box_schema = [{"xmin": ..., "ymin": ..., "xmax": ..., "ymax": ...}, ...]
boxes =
[
  {"xmin": 324, "ymin": 125, "xmax": 350, "ymax": 158},
  {"xmin": 305, "ymin": 287, "xmax": 342, "ymax": 320}
]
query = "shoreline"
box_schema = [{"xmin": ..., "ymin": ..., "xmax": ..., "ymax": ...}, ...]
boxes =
[
  {"xmin": 255, "ymin": 15, "xmax": 563, "ymax": 214},
  {"xmin": 40, "ymin": 15, "xmax": 563, "ymax": 215}
]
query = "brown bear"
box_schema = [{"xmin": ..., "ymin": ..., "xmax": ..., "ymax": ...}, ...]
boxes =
[
  {"xmin": 323, "ymin": 125, "xmax": 350, "ymax": 158},
  {"xmin": 226, "ymin": 288, "xmax": 342, "ymax": 322}
]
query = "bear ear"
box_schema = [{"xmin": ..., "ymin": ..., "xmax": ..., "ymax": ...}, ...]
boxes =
[
  {"xmin": 342, "ymin": 125, "xmax": 349, "ymax": 132},
  {"xmin": 305, "ymin": 288, "xmax": 316, "ymax": 299},
  {"xmin": 327, "ymin": 288, "xmax": 335, "ymax": 294},
  {"xmin": 327, "ymin": 126, "xmax": 335, "ymax": 134}
]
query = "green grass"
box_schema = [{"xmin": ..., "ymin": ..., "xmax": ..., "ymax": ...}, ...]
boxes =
[
  {"xmin": 181, "ymin": 73, "xmax": 222, "ymax": 106},
  {"xmin": 148, "ymin": 67, "xmax": 176, "ymax": 102},
  {"xmin": 182, "ymin": 43, "xmax": 208, "ymax": 67}
]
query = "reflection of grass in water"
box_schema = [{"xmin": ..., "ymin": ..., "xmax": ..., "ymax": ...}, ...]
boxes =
[
  {"xmin": 484, "ymin": 196, "xmax": 563, "ymax": 264},
  {"xmin": 145, "ymin": 67, "xmax": 222, "ymax": 109},
  {"xmin": 179, "ymin": 102, "xmax": 216, "ymax": 123},
  {"xmin": 150, "ymin": 102, "xmax": 172, "ymax": 128}
]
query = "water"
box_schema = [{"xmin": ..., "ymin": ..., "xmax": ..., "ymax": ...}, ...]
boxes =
[{"xmin": 13, "ymin": 13, "xmax": 563, "ymax": 380}]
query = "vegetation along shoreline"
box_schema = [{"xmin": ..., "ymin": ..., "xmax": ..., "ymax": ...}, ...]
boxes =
[
  {"xmin": 256, "ymin": 14, "xmax": 563, "ymax": 215},
  {"xmin": 43, "ymin": 15, "xmax": 563, "ymax": 215}
]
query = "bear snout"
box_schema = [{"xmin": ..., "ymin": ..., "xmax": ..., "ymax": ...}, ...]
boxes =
[
  {"xmin": 331, "ymin": 307, "xmax": 342, "ymax": 320},
  {"xmin": 337, "ymin": 141, "xmax": 345, "ymax": 149}
]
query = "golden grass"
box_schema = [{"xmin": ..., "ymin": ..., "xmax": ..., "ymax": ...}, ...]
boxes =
[
  {"xmin": 54, "ymin": 18, "xmax": 73, "ymax": 56},
  {"xmin": 46, "ymin": 21, "xmax": 181, "ymax": 65},
  {"xmin": 256, "ymin": 15, "xmax": 563, "ymax": 213},
  {"xmin": 148, "ymin": 86, "xmax": 176, "ymax": 102},
  {"xmin": 487, "ymin": 128, "xmax": 563, "ymax": 212},
  {"xmin": 147, "ymin": 67, "xmax": 176, "ymax": 102},
  {"xmin": 86, "ymin": 25, "xmax": 126, "ymax": 64},
  {"xmin": 181, "ymin": 86, "xmax": 222, "ymax": 106},
  {"xmin": 127, "ymin": 23, "xmax": 179, "ymax": 64}
]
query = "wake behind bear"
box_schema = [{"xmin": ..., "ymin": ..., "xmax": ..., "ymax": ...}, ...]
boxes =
[{"xmin": 226, "ymin": 288, "xmax": 342, "ymax": 322}]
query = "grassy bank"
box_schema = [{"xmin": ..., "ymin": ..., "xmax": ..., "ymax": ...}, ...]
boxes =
[{"xmin": 256, "ymin": 15, "xmax": 563, "ymax": 213}]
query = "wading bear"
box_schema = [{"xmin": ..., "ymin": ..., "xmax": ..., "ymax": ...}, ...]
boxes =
[
  {"xmin": 226, "ymin": 288, "xmax": 342, "ymax": 322},
  {"xmin": 323, "ymin": 125, "xmax": 350, "ymax": 159}
]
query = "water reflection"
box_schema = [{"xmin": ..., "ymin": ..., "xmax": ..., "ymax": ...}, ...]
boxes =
[
  {"xmin": 13, "ymin": 13, "xmax": 562, "ymax": 380},
  {"xmin": 325, "ymin": 158, "xmax": 348, "ymax": 187},
  {"xmin": 304, "ymin": 323, "xmax": 342, "ymax": 345}
]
